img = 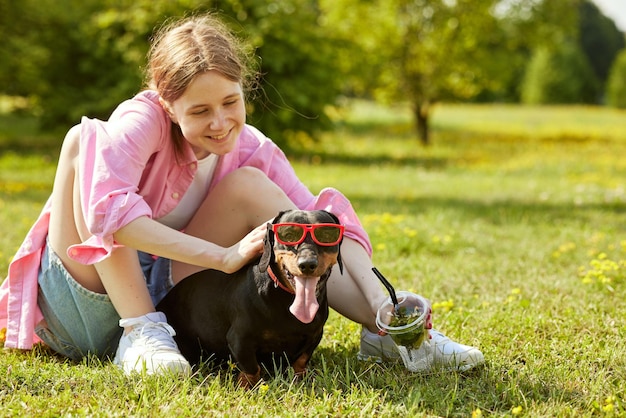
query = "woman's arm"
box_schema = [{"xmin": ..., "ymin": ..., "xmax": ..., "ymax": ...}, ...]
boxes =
[{"xmin": 113, "ymin": 216, "xmax": 266, "ymax": 274}]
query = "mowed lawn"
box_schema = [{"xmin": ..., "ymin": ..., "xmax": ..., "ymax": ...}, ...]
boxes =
[{"xmin": 0, "ymin": 103, "xmax": 624, "ymax": 417}]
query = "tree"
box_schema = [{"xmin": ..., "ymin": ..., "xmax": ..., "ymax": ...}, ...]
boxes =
[
  {"xmin": 322, "ymin": 0, "xmax": 503, "ymax": 145},
  {"xmin": 606, "ymin": 49, "xmax": 626, "ymax": 109},
  {"xmin": 0, "ymin": 0, "xmax": 102, "ymax": 112},
  {"xmin": 0, "ymin": 0, "xmax": 173, "ymax": 125},
  {"xmin": 521, "ymin": 42, "xmax": 599, "ymax": 104},
  {"xmin": 321, "ymin": 0, "xmax": 580, "ymax": 145},
  {"xmin": 484, "ymin": 0, "xmax": 580, "ymax": 102},
  {"xmin": 578, "ymin": 0, "xmax": 625, "ymax": 97}
]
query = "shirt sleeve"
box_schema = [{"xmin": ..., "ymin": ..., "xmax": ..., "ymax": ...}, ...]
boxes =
[{"xmin": 68, "ymin": 97, "xmax": 169, "ymax": 264}]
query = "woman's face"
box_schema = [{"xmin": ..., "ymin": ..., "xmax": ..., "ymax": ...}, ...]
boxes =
[{"xmin": 162, "ymin": 71, "xmax": 246, "ymax": 159}]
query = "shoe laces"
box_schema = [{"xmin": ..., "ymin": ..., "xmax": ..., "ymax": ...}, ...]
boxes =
[{"xmin": 121, "ymin": 320, "xmax": 179, "ymax": 351}]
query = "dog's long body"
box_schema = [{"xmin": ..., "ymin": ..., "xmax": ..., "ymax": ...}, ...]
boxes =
[{"xmin": 156, "ymin": 210, "xmax": 342, "ymax": 388}]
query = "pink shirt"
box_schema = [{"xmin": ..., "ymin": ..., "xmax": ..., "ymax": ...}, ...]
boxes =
[{"xmin": 0, "ymin": 90, "xmax": 371, "ymax": 350}]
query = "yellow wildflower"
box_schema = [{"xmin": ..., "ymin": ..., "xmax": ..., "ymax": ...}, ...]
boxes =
[
  {"xmin": 602, "ymin": 403, "xmax": 614, "ymax": 413},
  {"xmin": 258, "ymin": 383, "xmax": 270, "ymax": 395},
  {"xmin": 432, "ymin": 299, "xmax": 454, "ymax": 312}
]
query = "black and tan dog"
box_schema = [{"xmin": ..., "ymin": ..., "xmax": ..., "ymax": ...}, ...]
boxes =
[{"xmin": 156, "ymin": 209, "xmax": 343, "ymax": 388}]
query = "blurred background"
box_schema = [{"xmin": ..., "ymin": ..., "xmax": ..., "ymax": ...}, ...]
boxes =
[{"xmin": 0, "ymin": 0, "xmax": 625, "ymax": 148}]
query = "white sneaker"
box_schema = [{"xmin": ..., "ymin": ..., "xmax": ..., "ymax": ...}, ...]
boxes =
[
  {"xmin": 396, "ymin": 341, "xmax": 434, "ymax": 372},
  {"xmin": 358, "ymin": 327, "xmax": 484, "ymax": 372},
  {"xmin": 429, "ymin": 329, "xmax": 484, "ymax": 372},
  {"xmin": 357, "ymin": 327, "xmax": 401, "ymax": 363},
  {"xmin": 113, "ymin": 312, "xmax": 191, "ymax": 376}
]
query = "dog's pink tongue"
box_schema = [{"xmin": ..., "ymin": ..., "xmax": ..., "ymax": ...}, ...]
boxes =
[{"xmin": 289, "ymin": 276, "xmax": 319, "ymax": 324}]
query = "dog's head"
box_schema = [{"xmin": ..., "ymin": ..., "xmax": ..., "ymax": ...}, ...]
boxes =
[{"xmin": 258, "ymin": 209, "xmax": 343, "ymax": 324}]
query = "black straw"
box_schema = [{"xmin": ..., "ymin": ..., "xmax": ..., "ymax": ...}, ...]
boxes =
[{"xmin": 372, "ymin": 267, "xmax": 400, "ymax": 314}]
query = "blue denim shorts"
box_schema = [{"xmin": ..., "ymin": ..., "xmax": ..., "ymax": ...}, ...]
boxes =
[{"xmin": 35, "ymin": 239, "xmax": 174, "ymax": 361}]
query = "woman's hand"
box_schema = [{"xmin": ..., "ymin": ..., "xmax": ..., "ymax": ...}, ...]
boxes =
[{"xmin": 221, "ymin": 222, "xmax": 267, "ymax": 274}]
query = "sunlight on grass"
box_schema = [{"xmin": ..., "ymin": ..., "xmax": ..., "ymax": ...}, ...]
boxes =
[
  {"xmin": 1, "ymin": 104, "xmax": 625, "ymax": 416},
  {"xmin": 431, "ymin": 103, "xmax": 626, "ymax": 140}
]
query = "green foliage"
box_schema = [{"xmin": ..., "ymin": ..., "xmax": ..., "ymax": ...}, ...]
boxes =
[
  {"xmin": 606, "ymin": 49, "xmax": 626, "ymax": 109},
  {"xmin": 321, "ymin": 0, "xmax": 589, "ymax": 144},
  {"xmin": 475, "ymin": 0, "xmax": 577, "ymax": 103},
  {"xmin": 521, "ymin": 42, "xmax": 599, "ymax": 104},
  {"xmin": 217, "ymin": 0, "xmax": 343, "ymax": 143},
  {"xmin": 578, "ymin": 0, "xmax": 626, "ymax": 86},
  {"xmin": 321, "ymin": 0, "xmax": 502, "ymax": 145},
  {"xmin": 0, "ymin": 0, "xmax": 342, "ymax": 146},
  {"xmin": 39, "ymin": 4, "xmax": 149, "ymax": 125},
  {"xmin": 503, "ymin": 0, "xmax": 624, "ymax": 105},
  {"xmin": 0, "ymin": 0, "xmax": 176, "ymax": 126}
]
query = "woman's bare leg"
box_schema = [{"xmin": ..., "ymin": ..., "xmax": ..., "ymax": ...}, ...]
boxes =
[
  {"xmin": 47, "ymin": 125, "xmax": 155, "ymax": 319},
  {"xmin": 326, "ymin": 238, "xmax": 386, "ymax": 333}
]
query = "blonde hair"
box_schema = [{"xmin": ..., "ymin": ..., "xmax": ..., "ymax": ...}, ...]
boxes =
[{"xmin": 146, "ymin": 14, "xmax": 256, "ymax": 155}]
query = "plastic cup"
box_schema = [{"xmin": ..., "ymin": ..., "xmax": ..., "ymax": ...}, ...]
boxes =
[
  {"xmin": 376, "ymin": 291, "xmax": 432, "ymax": 372},
  {"xmin": 376, "ymin": 291, "xmax": 429, "ymax": 348}
]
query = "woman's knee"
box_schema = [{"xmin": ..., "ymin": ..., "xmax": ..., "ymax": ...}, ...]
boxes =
[
  {"xmin": 55, "ymin": 124, "xmax": 82, "ymax": 165},
  {"xmin": 216, "ymin": 167, "xmax": 283, "ymax": 202},
  {"xmin": 221, "ymin": 166, "xmax": 268, "ymax": 185}
]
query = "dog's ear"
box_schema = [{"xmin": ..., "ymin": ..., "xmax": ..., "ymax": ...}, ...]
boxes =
[
  {"xmin": 272, "ymin": 210, "xmax": 291, "ymax": 224},
  {"xmin": 322, "ymin": 210, "xmax": 344, "ymax": 275},
  {"xmin": 336, "ymin": 248, "xmax": 343, "ymax": 275},
  {"xmin": 323, "ymin": 210, "xmax": 341, "ymax": 225},
  {"xmin": 258, "ymin": 222, "xmax": 275, "ymax": 272}
]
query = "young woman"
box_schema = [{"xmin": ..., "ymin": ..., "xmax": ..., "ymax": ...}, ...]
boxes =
[{"xmin": 0, "ymin": 14, "xmax": 483, "ymax": 375}]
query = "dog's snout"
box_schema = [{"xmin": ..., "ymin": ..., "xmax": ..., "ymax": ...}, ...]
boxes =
[{"xmin": 298, "ymin": 257, "xmax": 318, "ymax": 275}]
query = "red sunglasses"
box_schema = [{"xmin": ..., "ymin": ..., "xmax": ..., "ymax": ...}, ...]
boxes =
[{"xmin": 272, "ymin": 223, "xmax": 345, "ymax": 246}]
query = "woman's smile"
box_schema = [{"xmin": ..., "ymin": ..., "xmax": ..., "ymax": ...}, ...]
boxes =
[{"xmin": 162, "ymin": 70, "xmax": 246, "ymax": 158}]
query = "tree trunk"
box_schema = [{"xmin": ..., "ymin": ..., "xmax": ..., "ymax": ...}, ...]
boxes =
[{"xmin": 414, "ymin": 103, "xmax": 430, "ymax": 146}]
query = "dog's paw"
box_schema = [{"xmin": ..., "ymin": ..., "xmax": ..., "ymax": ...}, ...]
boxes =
[
  {"xmin": 292, "ymin": 352, "xmax": 310, "ymax": 375},
  {"xmin": 293, "ymin": 368, "xmax": 308, "ymax": 382},
  {"xmin": 237, "ymin": 368, "xmax": 261, "ymax": 390}
]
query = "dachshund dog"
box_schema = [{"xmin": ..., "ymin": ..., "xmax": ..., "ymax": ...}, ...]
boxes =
[{"xmin": 157, "ymin": 209, "xmax": 343, "ymax": 388}]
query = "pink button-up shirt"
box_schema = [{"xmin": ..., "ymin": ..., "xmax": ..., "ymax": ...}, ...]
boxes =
[{"xmin": 0, "ymin": 90, "xmax": 371, "ymax": 350}]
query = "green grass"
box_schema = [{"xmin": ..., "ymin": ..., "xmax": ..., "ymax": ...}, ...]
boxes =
[{"xmin": 1, "ymin": 103, "xmax": 625, "ymax": 417}]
